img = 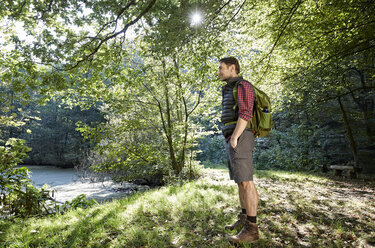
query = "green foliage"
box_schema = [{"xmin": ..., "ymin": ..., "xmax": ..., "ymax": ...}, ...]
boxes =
[
  {"xmin": 0, "ymin": 81, "xmax": 52, "ymax": 217},
  {"xmin": 0, "ymin": 138, "xmax": 51, "ymax": 217},
  {"xmin": 1, "ymin": 87, "xmax": 104, "ymax": 167},
  {"xmin": 196, "ymin": 135, "xmax": 226, "ymax": 166},
  {"xmin": 72, "ymin": 22, "xmax": 224, "ymax": 179},
  {"xmin": 57, "ymin": 194, "xmax": 98, "ymax": 213},
  {"xmin": 1, "ymin": 0, "xmax": 374, "ymax": 180},
  {"xmin": 20, "ymin": 100, "xmax": 104, "ymax": 167},
  {"xmin": 217, "ymin": 0, "xmax": 375, "ymax": 171},
  {"xmin": 274, "ymin": 57, "xmax": 375, "ymax": 170},
  {"xmin": 0, "ymin": 138, "xmax": 31, "ymax": 166},
  {"xmin": 7, "ymin": 183, "xmax": 54, "ymax": 217},
  {"xmin": 254, "ymin": 126, "xmax": 326, "ymax": 171},
  {"xmin": 163, "ymin": 159, "xmax": 203, "ymax": 185}
]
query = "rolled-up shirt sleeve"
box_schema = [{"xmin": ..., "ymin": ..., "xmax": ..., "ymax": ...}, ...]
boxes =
[{"xmin": 237, "ymin": 81, "xmax": 255, "ymax": 121}]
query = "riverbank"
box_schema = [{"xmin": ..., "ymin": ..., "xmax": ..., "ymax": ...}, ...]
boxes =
[
  {"xmin": 26, "ymin": 165, "xmax": 149, "ymax": 203},
  {"xmin": 1, "ymin": 169, "xmax": 375, "ymax": 247}
]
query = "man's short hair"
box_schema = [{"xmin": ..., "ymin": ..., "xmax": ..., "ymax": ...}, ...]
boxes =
[{"xmin": 219, "ymin": 57, "xmax": 240, "ymax": 74}]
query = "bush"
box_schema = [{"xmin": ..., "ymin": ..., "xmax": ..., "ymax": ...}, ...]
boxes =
[
  {"xmin": 196, "ymin": 135, "xmax": 226, "ymax": 165},
  {"xmin": 253, "ymin": 125, "xmax": 326, "ymax": 171},
  {"xmin": 57, "ymin": 194, "xmax": 98, "ymax": 213},
  {"xmin": 0, "ymin": 138, "xmax": 55, "ymax": 217},
  {"xmin": 163, "ymin": 159, "xmax": 203, "ymax": 185}
]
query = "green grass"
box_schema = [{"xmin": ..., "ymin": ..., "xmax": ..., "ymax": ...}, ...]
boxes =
[{"xmin": 1, "ymin": 169, "xmax": 374, "ymax": 247}]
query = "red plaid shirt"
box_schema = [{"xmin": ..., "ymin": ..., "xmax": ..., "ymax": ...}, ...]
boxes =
[
  {"xmin": 226, "ymin": 80, "xmax": 255, "ymax": 142},
  {"xmin": 237, "ymin": 80, "xmax": 255, "ymax": 122}
]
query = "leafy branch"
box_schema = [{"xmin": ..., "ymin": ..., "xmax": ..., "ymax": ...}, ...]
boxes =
[
  {"xmin": 318, "ymin": 85, "xmax": 375, "ymax": 103},
  {"xmin": 63, "ymin": 0, "xmax": 156, "ymax": 71},
  {"xmin": 258, "ymin": 0, "xmax": 303, "ymax": 79}
]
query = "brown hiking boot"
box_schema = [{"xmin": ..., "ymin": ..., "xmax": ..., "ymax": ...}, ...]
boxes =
[
  {"xmin": 225, "ymin": 213, "xmax": 246, "ymax": 231},
  {"xmin": 227, "ymin": 220, "xmax": 259, "ymax": 244}
]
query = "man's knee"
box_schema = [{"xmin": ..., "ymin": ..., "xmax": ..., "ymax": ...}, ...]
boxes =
[{"xmin": 237, "ymin": 180, "xmax": 253, "ymax": 189}]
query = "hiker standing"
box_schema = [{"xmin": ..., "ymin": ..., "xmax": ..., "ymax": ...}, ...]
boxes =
[{"xmin": 218, "ymin": 57, "xmax": 259, "ymax": 244}]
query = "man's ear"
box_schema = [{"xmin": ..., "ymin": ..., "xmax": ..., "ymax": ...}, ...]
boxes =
[{"xmin": 230, "ymin": 64, "xmax": 236, "ymax": 73}]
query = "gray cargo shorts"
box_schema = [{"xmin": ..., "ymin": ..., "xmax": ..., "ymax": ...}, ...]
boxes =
[{"xmin": 225, "ymin": 129, "xmax": 255, "ymax": 183}]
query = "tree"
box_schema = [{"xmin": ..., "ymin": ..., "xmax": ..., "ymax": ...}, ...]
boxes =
[
  {"xmin": 75, "ymin": 3, "xmax": 226, "ymax": 178},
  {"xmin": 2, "ymin": 0, "xmax": 374, "ymax": 176},
  {"xmin": 224, "ymin": 0, "xmax": 375, "ymax": 172},
  {"xmin": 1, "ymin": 1, "xmax": 249, "ymax": 181}
]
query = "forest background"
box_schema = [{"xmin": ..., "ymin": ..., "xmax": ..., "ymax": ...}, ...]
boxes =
[{"xmin": 1, "ymin": 0, "xmax": 375, "ymax": 208}]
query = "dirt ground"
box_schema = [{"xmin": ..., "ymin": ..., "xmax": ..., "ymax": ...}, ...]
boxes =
[{"xmin": 202, "ymin": 168, "xmax": 375, "ymax": 247}]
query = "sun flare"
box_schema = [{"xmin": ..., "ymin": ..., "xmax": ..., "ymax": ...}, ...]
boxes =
[{"xmin": 191, "ymin": 12, "xmax": 202, "ymax": 26}]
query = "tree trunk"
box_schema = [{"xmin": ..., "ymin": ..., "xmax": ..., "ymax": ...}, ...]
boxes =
[
  {"xmin": 161, "ymin": 61, "xmax": 181, "ymax": 175},
  {"xmin": 337, "ymin": 96, "xmax": 359, "ymax": 167},
  {"xmin": 350, "ymin": 93, "xmax": 375, "ymax": 145},
  {"xmin": 349, "ymin": 68, "xmax": 375, "ymax": 145},
  {"xmin": 173, "ymin": 58, "xmax": 187, "ymax": 173}
]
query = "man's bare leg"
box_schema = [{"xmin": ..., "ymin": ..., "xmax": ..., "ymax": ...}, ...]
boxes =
[
  {"xmin": 228, "ymin": 181, "xmax": 260, "ymax": 243},
  {"xmin": 238, "ymin": 184, "xmax": 245, "ymax": 209},
  {"xmin": 225, "ymin": 184, "xmax": 247, "ymax": 230},
  {"xmin": 238, "ymin": 181, "xmax": 258, "ymax": 216}
]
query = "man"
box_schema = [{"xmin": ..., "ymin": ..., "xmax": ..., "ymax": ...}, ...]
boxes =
[{"xmin": 217, "ymin": 57, "xmax": 259, "ymax": 244}]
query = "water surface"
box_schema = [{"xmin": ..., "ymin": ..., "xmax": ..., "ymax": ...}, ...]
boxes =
[
  {"xmin": 27, "ymin": 165, "xmax": 77, "ymax": 187},
  {"xmin": 25, "ymin": 165, "xmax": 138, "ymax": 202}
]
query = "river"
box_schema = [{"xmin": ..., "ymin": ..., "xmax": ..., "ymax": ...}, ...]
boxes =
[{"xmin": 27, "ymin": 166, "xmax": 146, "ymax": 203}]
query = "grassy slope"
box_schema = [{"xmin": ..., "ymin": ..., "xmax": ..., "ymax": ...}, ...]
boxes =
[{"xmin": 1, "ymin": 169, "xmax": 375, "ymax": 248}]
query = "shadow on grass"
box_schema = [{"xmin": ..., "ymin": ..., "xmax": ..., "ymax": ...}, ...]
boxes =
[
  {"xmin": 195, "ymin": 183, "xmax": 236, "ymax": 195},
  {"xmin": 255, "ymin": 180, "xmax": 374, "ymax": 247}
]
